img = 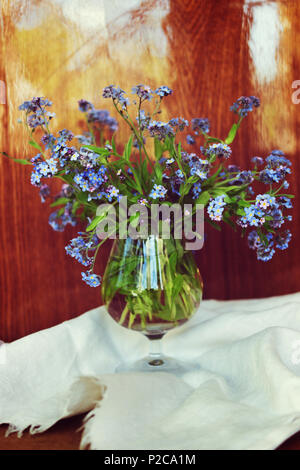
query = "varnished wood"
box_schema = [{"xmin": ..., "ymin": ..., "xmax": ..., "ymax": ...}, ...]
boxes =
[
  {"xmin": 0, "ymin": 0, "xmax": 299, "ymax": 341},
  {"xmin": 0, "ymin": 415, "xmax": 84, "ymax": 450}
]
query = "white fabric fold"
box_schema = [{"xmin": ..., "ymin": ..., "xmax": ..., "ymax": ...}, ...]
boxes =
[{"xmin": 1, "ymin": 292, "xmax": 300, "ymax": 450}]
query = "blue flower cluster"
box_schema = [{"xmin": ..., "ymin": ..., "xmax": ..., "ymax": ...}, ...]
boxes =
[
  {"xmin": 31, "ymin": 155, "xmax": 58, "ymax": 186},
  {"xmin": 189, "ymin": 159, "xmax": 209, "ymax": 180},
  {"xmin": 102, "ymin": 85, "xmax": 129, "ymax": 109},
  {"xmin": 233, "ymin": 170, "xmax": 254, "ymax": 186},
  {"xmin": 49, "ymin": 203, "xmax": 76, "ymax": 232},
  {"xmin": 205, "ymin": 143, "xmax": 232, "ymax": 159},
  {"xmin": 191, "ymin": 118, "xmax": 210, "ymax": 134},
  {"xmin": 276, "ymin": 229, "xmax": 292, "ymax": 250},
  {"xmin": 65, "ymin": 236, "xmax": 102, "ymax": 286},
  {"xmin": 88, "ymin": 109, "xmax": 117, "ymax": 131},
  {"xmin": 149, "ymin": 184, "xmax": 168, "ymax": 200},
  {"xmin": 77, "ymin": 148, "xmax": 100, "ymax": 169},
  {"xmin": 103, "ymin": 85, "xmax": 173, "ymax": 111},
  {"xmin": 131, "ymin": 84, "xmax": 172, "ymax": 102},
  {"xmin": 251, "ymin": 156, "xmax": 264, "ymax": 166},
  {"xmin": 180, "ymin": 152, "xmax": 209, "ymax": 196},
  {"xmin": 192, "ymin": 182, "xmax": 202, "ymax": 198},
  {"xmin": 81, "ymin": 271, "xmax": 102, "ymax": 287},
  {"xmin": 75, "ymin": 132, "xmax": 94, "ymax": 146},
  {"xmin": 145, "ymin": 116, "xmax": 188, "ymax": 141},
  {"xmin": 58, "ymin": 183, "xmax": 74, "ymax": 198},
  {"xmin": 19, "ymin": 97, "xmax": 55, "ymax": 129},
  {"xmin": 39, "ymin": 183, "xmax": 50, "ymax": 203},
  {"xmin": 240, "ymin": 205, "xmax": 266, "ymax": 228},
  {"xmin": 148, "ymin": 121, "xmax": 174, "ymax": 140},
  {"xmin": 259, "ymin": 150, "xmax": 291, "ymax": 184},
  {"xmin": 186, "ymin": 134, "xmax": 195, "ymax": 145},
  {"xmin": 239, "ymin": 193, "xmax": 292, "ymax": 230},
  {"xmin": 248, "ymin": 231, "xmax": 275, "ymax": 261},
  {"xmin": 105, "ymin": 185, "xmax": 121, "ymax": 202},
  {"xmin": 137, "ymin": 110, "xmax": 151, "ymax": 131},
  {"xmin": 41, "ymin": 133, "xmax": 56, "ymax": 149},
  {"xmin": 51, "ymin": 143, "xmax": 79, "ymax": 169},
  {"xmin": 230, "ymin": 96, "xmax": 260, "ymax": 117},
  {"xmin": 78, "ymin": 100, "xmax": 117, "ymax": 132},
  {"xmin": 58, "ymin": 129, "xmax": 74, "ymax": 142},
  {"xmin": 248, "ymin": 228, "xmax": 291, "ymax": 261},
  {"xmin": 65, "ymin": 235, "xmax": 98, "ymax": 266},
  {"xmin": 169, "ymin": 117, "xmax": 189, "ymax": 132},
  {"xmin": 154, "ymin": 86, "xmax": 172, "ymax": 97},
  {"xmin": 73, "ymin": 166, "xmax": 107, "ymax": 192},
  {"xmin": 207, "ymin": 195, "xmax": 227, "ymax": 221},
  {"xmin": 78, "ymin": 100, "xmax": 94, "ymax": 112},
  {"xmin": 132, "ymin": 85, "xmax": 153, "ymax": 102},
  {"xmin": 16, "ymin": 86, "xmax": 293, "ymax": 280}
]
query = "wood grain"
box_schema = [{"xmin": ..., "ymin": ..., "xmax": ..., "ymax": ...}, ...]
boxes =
[{"xmin": 0, "ymin": 0, "xmax": 299, "ymax": 341}]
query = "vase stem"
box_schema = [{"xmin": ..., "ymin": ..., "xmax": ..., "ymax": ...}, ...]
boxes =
[{"xmin": 147, "ymin": 338, "xmax": 164, "ymax": 366}]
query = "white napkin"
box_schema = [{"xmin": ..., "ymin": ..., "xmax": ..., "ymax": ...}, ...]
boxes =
[{"xmin": 1, "ymin": 292, "xmax": 300, "ymax": 450}]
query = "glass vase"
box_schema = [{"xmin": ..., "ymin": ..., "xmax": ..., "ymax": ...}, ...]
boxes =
[{"xmin": 101, "ymin": 235, "xmax": 203, "ymax": 374}]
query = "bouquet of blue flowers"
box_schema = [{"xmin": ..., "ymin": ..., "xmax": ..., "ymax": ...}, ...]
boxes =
[{"xmin": 3, "ymin": 85, "xmax": 294, "ymax": 290}]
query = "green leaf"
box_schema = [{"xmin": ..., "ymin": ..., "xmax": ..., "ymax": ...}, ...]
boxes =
[
  {"xmin": 86, "ymin": 212, "xmax": 108, "ymax": 232},
  {"xmin": 53, "ymin": 172, "xmax": 74, "ymax": 185},
  {"xmin": 225, "ymin": 124, "xmax": 238, "ymax": 145},
  {"xmin": 174, "ymin": 239, "xmax": 184, "ymax": 259},
  {"xmin": 57, "ymin": 207, "xmax": 65, "ymax": 217},
  {"xmin": 1, "ymin": 152, "xmax": 32, "ymax": 165},
  {"xmin": 127, "ymin": 164, "xmax": 143, "ymax": 194},
  {"xmin": 124, "ymin": 135, "xmax": 133, "ymax": 161},
  {"xmin": 124, "ymin": 177, "xmax": 138, "ymax": 191},
  {"xmin": 196, "ymin": 191, "xmax": 211, "ymax": 206},
  {"xmin": 211, "ymin": 185, "xmax": 245, "ymax": 196},
  {"xmin": 172, "ymin": 274, "xmax": 184, "ymax": 299},
  {"xmin": 186, "ymin": 175, "xmax": 199, "ymax": 185},
  {"xmin": 224, "ymin": 195, "xmax": 232, "ymax": 203},
  {"xmin": 206, "ymin": 165, "xmax": 223, "ymax": 184},
  {"xmin": 237, "ymin": 199, "xmax": 251, "ymax": 207},
  {"xmin": 29, "ymin": 140, "xmax": 43, "ymax": 152},
  {"xmin": 141, "ymin": 159, "xmax": 149, "ymax": 183},
  {"xmin": 71, "ymin": 201, "xmax": 81, "ymax": 215},
  {"xmin": 236, "ymin": 208, "xmax": 246, "ymax": 216},
  {"xmin": 206, "ymin": 137, "xmax": 223, "ymax": 144},
  {"xmin": 211, "ymin": 188, "xmax": 228, "ymax": 196},
  {"xmin": 154, "ymin": 163, "xmax": 163, "ymax": 184},
  {"xmin": 50, "ymin": 197, "xmax": 70, "ymax": 208},
  {"xmin": 177, "ymin": 141, "xmax": 182, "ymax": 157},
  {"xmin": 226, "ymin": 185, "xmax": 246, "ymax": 192},
  {"xmin": 154, "ymin": 138, "xmax": 163, "ymax": 161},
  {"xmin": 83, "ymin": 145, "xmax": 109, "ymax": 156},
  {"xmin": 128, "ymin": 212, "xmax": 140, "ymax": 228},
  {"xmin": 75, "ymin": 191, "xmax": 89, "ymax": 204},
  {"xmin": 164, "ymin": 135, "xmax": 173, "ymax": 152},
  {"xmin": 168, "ymin": 251, "xmax": 178, "ymax": 276},
  {"xmin": 111, "ymin": 136, "xmax": 116, "ymax": 154}
]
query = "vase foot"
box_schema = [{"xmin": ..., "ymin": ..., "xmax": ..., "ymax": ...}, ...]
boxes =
[{"xmin": 115, "ymin": 355, "xmax": 194, "ymax": 376}]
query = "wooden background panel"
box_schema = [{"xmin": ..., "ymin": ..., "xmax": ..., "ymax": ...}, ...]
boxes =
[{"xmin": 0, "ymin": 0, "xmax": 299, "ymax": 341}]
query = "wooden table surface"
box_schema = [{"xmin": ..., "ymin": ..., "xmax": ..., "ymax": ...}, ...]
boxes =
[{"xmin": 0, "ymin": 415, "xmax": 299, "ymax": 450}]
